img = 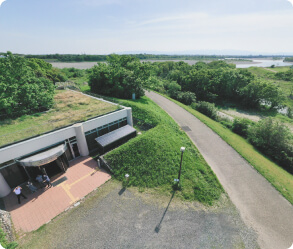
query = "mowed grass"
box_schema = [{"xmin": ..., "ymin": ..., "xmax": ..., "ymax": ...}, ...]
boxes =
[
  {"xmin": 0, "ymin": 90, "xmax": 118, "ymax": 147},
  {"xmin": 163, "ymin": 95, "xmax": 293, "ymax": 204},
  {"xmin": 104, "ymin": 97, "xmax": 224, "ymax": 205}
]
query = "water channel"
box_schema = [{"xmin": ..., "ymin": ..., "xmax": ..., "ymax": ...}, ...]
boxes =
[{"xmin": 236, "ymin": 59, "xmax": 293, "ymax": 68}]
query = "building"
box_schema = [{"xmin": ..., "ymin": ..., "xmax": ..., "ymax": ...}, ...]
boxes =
[{"xmin": 0, "ymin": 93, "xmax": 136, "ymax": 197}]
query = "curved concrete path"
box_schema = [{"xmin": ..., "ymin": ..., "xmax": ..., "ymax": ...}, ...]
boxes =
[{"xmin": 146, "ymin": 91, "xmax": 293, "ymax": 249}]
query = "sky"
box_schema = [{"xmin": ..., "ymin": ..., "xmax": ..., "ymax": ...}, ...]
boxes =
[{"xmin": 0, "ymin": 0, "xmax": 293, "ymax": 55}]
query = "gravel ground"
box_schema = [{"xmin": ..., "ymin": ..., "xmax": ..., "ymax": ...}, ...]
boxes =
[{"xmin": 19, "ymin": 181, "xmax": 258, "ymax": 249}]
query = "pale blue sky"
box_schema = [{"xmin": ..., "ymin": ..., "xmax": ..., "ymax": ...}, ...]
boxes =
[{"xmin": 0, "ymin": 0, "xmax": 292, "ymax": 54}]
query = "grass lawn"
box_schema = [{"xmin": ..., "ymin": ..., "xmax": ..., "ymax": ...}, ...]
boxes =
[
  {"xmin": 162, "ymin": 94, "xmax": 293, "ymax": 205},
  {"xmin": 0, "ymin": 90, "xmax": 118, "ymax": 147},
  {"xmin": 104, "ymin": 96, "xmax": 224, "ymax": 205}
]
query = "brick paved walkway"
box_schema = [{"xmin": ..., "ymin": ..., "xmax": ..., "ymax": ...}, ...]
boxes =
[{"xmin": 3, "ymin": 156, "xmax": 111, "ymax": 232}]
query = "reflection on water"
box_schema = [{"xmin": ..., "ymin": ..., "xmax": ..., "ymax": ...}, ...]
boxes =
[{"xmin": 237, "ymin": 59, "xmax": 293, "ymax": 68}]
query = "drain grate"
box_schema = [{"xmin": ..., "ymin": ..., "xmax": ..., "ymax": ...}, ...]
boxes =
[
  {"xmin": 52, "ymin": 176, "xmax": 68, "ymax": 187},
  {"xmin": 181, "ymin": 126, "xmax": 191, "ymax": 132}
]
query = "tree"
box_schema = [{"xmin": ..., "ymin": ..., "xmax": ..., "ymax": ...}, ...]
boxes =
[
  {"xmin": 89, "ymin": 55, "xmax": 150, "ymax": 99},
  {"xmin": 0, "ymin": 52, "xmax": 55, "ymax": 117},
  {"xmin": 164, "ymin": 81, "xmax": 181, "ymax": 99},
  {"xmin": 177, "ymin": 91, "xmax": 196, "ymax": 105},
  {"xmin": 240, "ymin": 80, "xmax": 265, "ymax": 108},
  {"xmin": 261, "ymin": 82, "xmax": 285, "ymax": 109}
]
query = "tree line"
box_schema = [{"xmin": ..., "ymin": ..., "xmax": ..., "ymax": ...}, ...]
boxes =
[
  {"xmin": 22, "ymin": 53, "xmax": 227, "ymax": 62},
  {"xmin": 88, "ymin": 55, "xmax": 285, "ymax": 109}
]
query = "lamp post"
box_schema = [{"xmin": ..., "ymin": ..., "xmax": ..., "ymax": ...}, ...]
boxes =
[{"xmin": 177, "ymin": 147, "xmax": 185, "ymax": 182}]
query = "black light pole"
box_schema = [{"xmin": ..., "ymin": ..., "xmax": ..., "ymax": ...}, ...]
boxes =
[{"xmin": 178, "ymin": 147, "xmax": 185, "ymax": 181}]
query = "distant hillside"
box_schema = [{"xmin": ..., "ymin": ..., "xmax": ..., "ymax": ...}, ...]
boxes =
[{"xmin": 284, "ymin": 57, "xmax": 293, "ymax": 62}]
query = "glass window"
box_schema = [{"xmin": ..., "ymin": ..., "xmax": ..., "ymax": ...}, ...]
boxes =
[{"xmin": 0, "ymin": 163, "xmax": 28, "ymax": 188}]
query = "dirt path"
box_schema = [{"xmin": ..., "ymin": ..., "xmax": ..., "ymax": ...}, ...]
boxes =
[
  {"xmin": 263, "ymin": 68, "xmax": 277, "ymax": 73},
  {"xmin": 145, "ymin": 91, "xmax": 293, "ymax": 249}
]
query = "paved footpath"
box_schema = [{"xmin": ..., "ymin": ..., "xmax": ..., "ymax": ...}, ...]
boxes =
[{"xmin": 146, "ymin": 91, "xmax": 293, "ymax": 249}]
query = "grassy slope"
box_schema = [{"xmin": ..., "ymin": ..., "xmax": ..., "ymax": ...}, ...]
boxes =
[
  {"xmin": 162, "ymin": 94, "xmax": 293, "ymax": 204},
  {"xmin": 104, "ymin": 97, "xmax": 224, "ymax": 205}
]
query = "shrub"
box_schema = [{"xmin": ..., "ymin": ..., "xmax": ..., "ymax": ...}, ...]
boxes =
[
  {"xmin": 232, "ymin": 118, "xmax": 254, "ymax": 138},
  {"xmin": 164, "ymin": 81, "xmax": 181, "ymax": 99},
  {"xmin": 275, "ymin": 69, "xmax": 293, "ymax": 81},
  {"xmin": 194, "ymin": 101, "xmax": 218, "ymax": 120},
  {"xmin": 177, "ymin": 91, "xmax": 196, "ymax": 105},
  {"xmin": 219, "ymin": 118, "xmax": 233, "ymax": 130},
  {"xmin": 248, "ymin": 118, "xmax": 293, "ymax": 172},
  {"xmin": 0, "ymin": 225, "xmax": 18, "ymax": 249}
]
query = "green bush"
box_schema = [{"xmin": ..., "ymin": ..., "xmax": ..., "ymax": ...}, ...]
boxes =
[
  {"xmin": 177, "ymin": 91, "xmax": 196, "ymax": 105},
  {"xmin": 219, "ymin": 119, "xmax": 233, "ymax": 130},
  {"xmin": 248, "ymin": 118, "xmax": 293, "ymax": 172},
  {"xmin": 232, "ymin": 118, "xmax": 254, "ymax": 138},
  {"xmin": 164, "ymin": 81, "xmax": 181, "ymax": 99},
  {"xmin": 0, "ymin": 225, "xmax": 18, "ymax": 249},
  {"xmin": 60, "ymin": 67, "xmax": 84, "ymax": 78},
  {"xmin": 275, "ymin": 69, "xmax": 293, "ymax": 81},
  {"xmin": 194, "ymin": 101, "xmax": 218, "ymax": 120}
]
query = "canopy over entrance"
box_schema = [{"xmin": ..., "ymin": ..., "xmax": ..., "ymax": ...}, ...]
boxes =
[
  {"xmin": 18, "ymin": 144, "xmax": 67, "ymax": 167},
  {"xmin": 95, "ymin": 125, "xmax": 136, "ymax": 148}
]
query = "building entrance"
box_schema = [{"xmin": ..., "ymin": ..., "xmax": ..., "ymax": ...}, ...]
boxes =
[
  {"xmin": 24, "ymin": 154, "xmax": 69, "ymax": 180},
  {"xmin": 18, "ymin": 144, "xmax": 69, "ymax": 180}
]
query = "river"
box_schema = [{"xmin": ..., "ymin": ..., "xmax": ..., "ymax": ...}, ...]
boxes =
[
  {"xmin": 51, "ymin": 59, "xmax": 293, "ymax": 70},
  {"xmin": 236, "ymin": 59, "xmax": 293, "ymax": 68}
]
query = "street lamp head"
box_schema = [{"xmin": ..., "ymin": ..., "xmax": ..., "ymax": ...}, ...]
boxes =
[{"xmin": 180, "ymin": 147, "xmax": 186, "ymax": 152}]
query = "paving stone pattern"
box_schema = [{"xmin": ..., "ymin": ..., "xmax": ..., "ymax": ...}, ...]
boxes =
[{"xmin": 3, "ymin": 156, "xmax": 111, "ymax": 232}]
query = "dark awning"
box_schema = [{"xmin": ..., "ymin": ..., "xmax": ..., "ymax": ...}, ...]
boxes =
[
  {"xmin": 95, "ymin": 125, "xmax": 136, "ymax": 148},
  {"xmin": 18, "ymin": 144, "xmax": 67, "ymax": 167}
]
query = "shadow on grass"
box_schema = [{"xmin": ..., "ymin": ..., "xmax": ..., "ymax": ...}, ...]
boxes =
[{"xmin": 154, "ymin": 191, "xmax": 176, "ymax": 233}]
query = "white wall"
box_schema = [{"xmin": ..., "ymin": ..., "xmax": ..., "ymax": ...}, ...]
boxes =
[{"xmin": 0, "ymin": 108, "xmax": 129, "ymax": 164}]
